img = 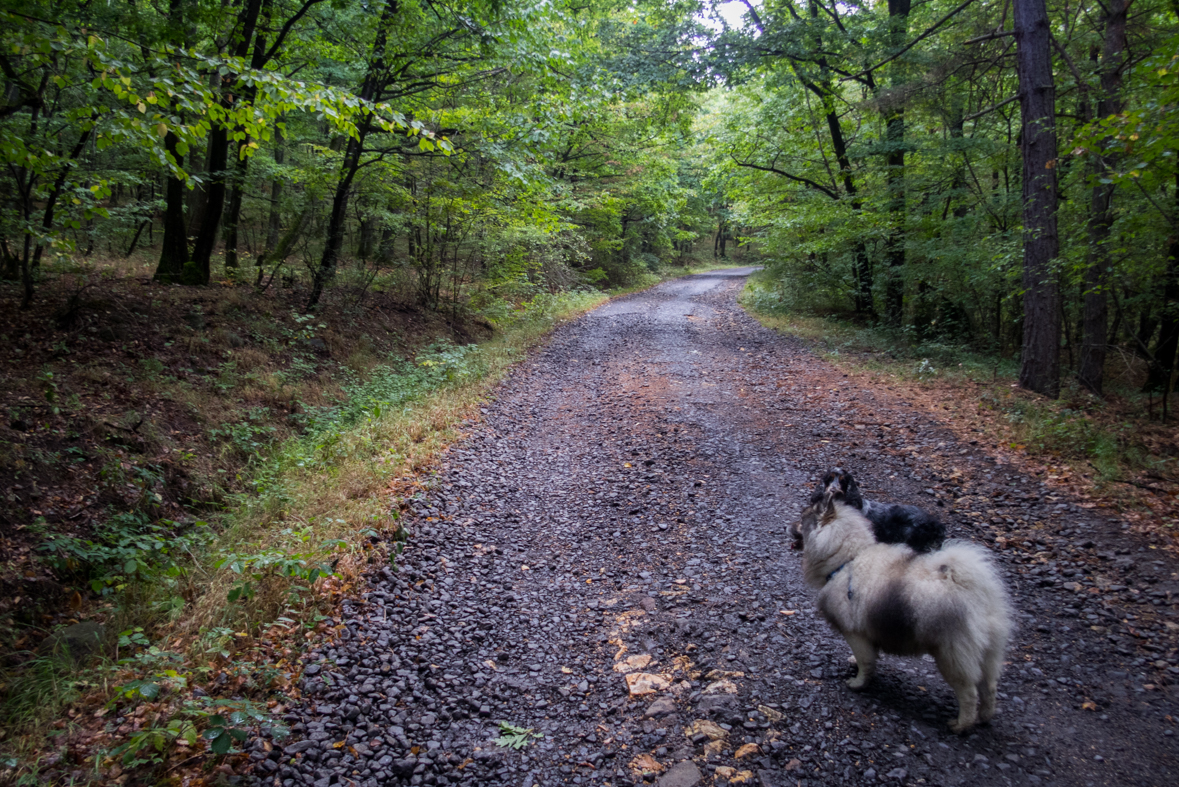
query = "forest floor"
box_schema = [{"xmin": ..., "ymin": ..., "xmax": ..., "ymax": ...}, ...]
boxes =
[{"xmin": 252, "ymin": 269, "xmax": 1178, "ymax": 787}]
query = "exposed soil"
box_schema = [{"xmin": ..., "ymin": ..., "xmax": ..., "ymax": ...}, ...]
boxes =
[
  {"xmin": 0, "ymin": 274, "xmax": 485, "ymax": 648},
  {"xmin": 256, "ymin": 270, "xmax": 1178, "ymax": 787}
]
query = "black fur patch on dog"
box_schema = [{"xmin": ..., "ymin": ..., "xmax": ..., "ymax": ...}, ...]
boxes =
[
  {"xmin": 813, "ymin": 468, "xmax": 946, "ymax": 553},
  {"xmin": 869, "ymin": 581, "xmax": 917, "ymax": 654},
  {"xmin": 861, "ymin": 500, "xmax": 945, "ymax": 553}
]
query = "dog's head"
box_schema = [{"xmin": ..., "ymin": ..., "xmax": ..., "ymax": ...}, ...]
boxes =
[{"xmin": 790, "ymin": 467, "xmax": 864, "ymax": 549}]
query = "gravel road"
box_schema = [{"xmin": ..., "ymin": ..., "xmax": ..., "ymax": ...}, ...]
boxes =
[{"xmin": 257, "ymin": 269, "xmax": 1179, "ymax": 787}]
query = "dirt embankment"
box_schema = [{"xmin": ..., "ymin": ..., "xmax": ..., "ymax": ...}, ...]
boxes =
[{"xmin": 0, "ymin": 275, "xmax": 485, "ymax": 655}]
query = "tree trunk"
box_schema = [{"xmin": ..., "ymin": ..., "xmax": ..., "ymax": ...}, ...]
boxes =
[
  {"xmin": 1079, "ymin": 0, "xmax": 1127, "ymax": 395},
  {"xmin": 1146, "ymin": 176, "xmax": 1179, "ymax": 394},
  {"xmin": 266, "ymin": 127, "xmax": 285, "ymax": 252},
  {"xmin": 358, "ymin": 216, "xmax": 376, "ymax": 260},
  {"xmin": 1014, "ymin": 0, "xmax": 1062, "ymax": 398},
  {"xmin": 154, "ymin": 131, "xmax": 191, "ymax": 283},
  {"xmin": 186, "ymin": 0, "xmax": 264, "ymax": 284},
  {"xmin": 223, "ymin": 151, "xmax": 248, "ymax": 274},
  {"xmin": 223, "ymin": 0, "xmax": 274, "ymax": 277},
  {"xmin": 307, "ymin": 0, "xmax": 398, "ymax": 310},
  {"xmin": 882, "ymin": 0, "xmax": 910, "ymax": 326},
  {"xmin": 30, "ymin": 120, "xmax": 96, "ymax": 272},
  {"xmin": 822, "ymin": 89, "xmax": 872, "ymax": 317}
]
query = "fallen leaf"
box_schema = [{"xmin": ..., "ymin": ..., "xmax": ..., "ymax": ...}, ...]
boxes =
[{"xmin": 624, "ymin": 672, "xmax": 669, "ymax": 696}]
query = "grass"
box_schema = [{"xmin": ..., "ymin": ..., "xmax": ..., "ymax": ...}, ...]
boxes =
[{"xmin": 740, "ymin": 274, "xmax": 1179, "ymax": 522}]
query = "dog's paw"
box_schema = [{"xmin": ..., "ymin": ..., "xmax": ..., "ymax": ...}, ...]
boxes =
[
  {"xmin": 948, "ymin": 719, "xmax": 974, "ymax": 734},
  {"xmin": 846, "ymin": 676, "xmax": 870, "ymax": 691}
]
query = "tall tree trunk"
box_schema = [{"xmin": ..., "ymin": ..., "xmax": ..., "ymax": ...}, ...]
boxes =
[
  {"xmin": 1079, "ymin": 0, "xmax": 1127, "ymax": 395},
  {"xmin": 307, "ymin": 0, "xmax": 398, "ymax": 310},
  {"xmin": 882, "ymin": 0, "xmax": 910, "ymax": 326},
  {"xmin": 223, "ymin": 0, "xmax": 273, "ymax": 277},
  {"xmin": 1146, "ymin": 176, "xmax": 1179, "ymax": 394},
  {"xmin": 185, "ymin": 129, "xmax": 209, "ymax": 236},
  {"xmin": 1014, "ymin": 0, "xmax": 1062, "ymax": 398},
  {"xmin": 31, "ymin": 119, "xmax": 95, "ymax": 272},
  {"xmin": 187, "ymin": 0, "xmax": 264, "ymax": 284},
  {"xmin": 154, "ymin": 131, "xmax": 191, "ymax": 283},
  {"xmin": 152, "ymin": 0, "xmax": 192, "ymax": 283},
  {"xmin": 223, "ymin": 151, "xmax": 248, "ymax": 274},
  {"xmin": 266, "ymin": 126, "xmax": 285, "ymax": 251}
]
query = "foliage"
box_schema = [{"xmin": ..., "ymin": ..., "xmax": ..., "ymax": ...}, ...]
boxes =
[
  {"xmin": 38, "ymin": 512, "xmax": 212, "ymax": 598},
  {"xmin": 494, "ymin": 721, "xmax": 543, "ymax": 750}
]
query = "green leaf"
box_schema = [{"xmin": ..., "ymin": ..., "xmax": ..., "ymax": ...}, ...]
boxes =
[{"xmin": 210, "ymin": 731, "xmax": 232, "ymax": 755}]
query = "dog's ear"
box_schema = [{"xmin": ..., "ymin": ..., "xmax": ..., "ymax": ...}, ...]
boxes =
[
  {"xmin": 809, "ymin": 476, "xmax": 827, "ymax": 504},
  {"xmin": 839, "ymin": 470, "xmax": 864, "ymax": 509},
  {"xmin": 819, "ymin": 484, "xmax": 840, "ymax": 520}
]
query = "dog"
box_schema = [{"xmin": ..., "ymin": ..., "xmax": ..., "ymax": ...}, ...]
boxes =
[
  {"xmin": 790, "ymin": 468, "xmax": 945, "ymax": 553},
  {"xmin": 796, "ymin": 486, "xmax": 1012, "ymax": 733}
]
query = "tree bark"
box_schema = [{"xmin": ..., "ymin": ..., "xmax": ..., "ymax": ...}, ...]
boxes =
[
  {"xmin": 1079, "ymin": 0, "xmax": 1127, "ymax": 395},
  {"xmin": 882, "ymin": 0, "xmax": 910, "ymax": 326},
  {"xmin": 154, "ymin": 131, "xmax": 191, "ymax": 283},
  {"xmin": 187, "ymin": 0, "xmax": 264, "ymax": 284},
  {"xmin": 1146, "ymin": 175, "xmax": 1179, "ymax": 394},
  {"xmin": 223, "ymin": 0, "xmax": 274, "ymax": 276},
  {"xmin": 31, "ymin": 119, "xmax": 95, "ymax": 272},
  {"xmin": 266, "ymin": 126, "xmax": 285, "ymax": 252},
  {"xmin": 1014, "ymin": 0, "xmax": 1062, "ymax": 398},
  {"xmin": 223, "ymin": 151, "xmax": 248, "ymax": 274}
]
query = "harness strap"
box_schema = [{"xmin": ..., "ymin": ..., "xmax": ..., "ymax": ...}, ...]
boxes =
[{"xmin": 826, "ymin": 563, "xmax": 854, "ymax": 600}]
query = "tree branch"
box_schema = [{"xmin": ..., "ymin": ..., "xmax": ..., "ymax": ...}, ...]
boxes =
[
  {"xmin": 963, "ymin": 94, "xmax": 1019, "ymax": 121},
  {"xmin": 841, "ymin": 0, "xmax": 979, "ymax": 83},
  {"xmin": 731, "ymin": 155, "xmax": 841, "ymax": 200}
]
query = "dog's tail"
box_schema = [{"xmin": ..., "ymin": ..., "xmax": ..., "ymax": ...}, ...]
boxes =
[
  {"xmin": 932, "ymin": 541, "xmax": 1014, "ymax": 640},
  {"xmin": 933, "ymin": 542, "xmax": 1001, "ymax": 587}
]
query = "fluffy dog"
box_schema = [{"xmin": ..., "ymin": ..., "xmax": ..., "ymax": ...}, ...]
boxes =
[
  {"xmin": 791, "ymin": 468, "xmax": 945, "ymax": 553},
  {"xmin": 797, "ymin": 488, "xmax": 1012, "ymax": 733}
]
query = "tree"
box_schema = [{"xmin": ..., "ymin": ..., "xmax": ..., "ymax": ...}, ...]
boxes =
[
  {"xmin": 1078, "ymin": 0, "xmax": 1127, "ymax": 395},
  {"xmin": 1014, "ymin": 0, "xmax": 1061, "ymax": 398}
]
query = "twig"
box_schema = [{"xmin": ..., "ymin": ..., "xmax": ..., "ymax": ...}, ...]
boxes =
[
  {"xmin": 964, "ymin": 29, "xmax": 1015, "ymax": 45},
  {"xmin": 963, "ymin": 94, "xmax": 1019, "ymax": 122},
  {"xmin": 1113, "ymin": 478, "xmax": 1169, "ymax": 494},
  {"xmin": 841, "ymin": 0, "xmax": 980, "ymax": 82},
  {"xmin": 103, "ymin": 415, "xmax": 143, "ymax": 434},
  {"xmin": 164, "ymin": 753, "xmax": 207, "ymax": 774}
]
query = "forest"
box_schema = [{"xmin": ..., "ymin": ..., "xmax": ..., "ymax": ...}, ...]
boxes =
[
  {"xmin": 5, "ymin": 0, "xmax": 1179, "ymax": 399},
  {"xmin": 3, "ymin": 0, "xmax": 1179, "ymax": 782}
]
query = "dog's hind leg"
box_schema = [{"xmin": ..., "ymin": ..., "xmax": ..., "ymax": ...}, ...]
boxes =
[
  {"xmin": 977, "ymin": 646, "xmax": 1004, "ymax": 723},
  {"xmin": 842, "ymin": 633, "xmax": 878, "ymax": 690},
  {"xmin": 934, "ymin": 650, "xmax": 981, "ymax": 733}
]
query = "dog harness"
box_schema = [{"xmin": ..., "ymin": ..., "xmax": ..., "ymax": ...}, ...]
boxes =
[{"xmin": 827, "ymin": 563, "xmax": 853, "ymax": 599}]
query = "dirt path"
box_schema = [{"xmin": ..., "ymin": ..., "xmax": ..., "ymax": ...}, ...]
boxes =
[{"xmin": 259, "ymin": 270, "xmax": 1179, "ymax": 787}]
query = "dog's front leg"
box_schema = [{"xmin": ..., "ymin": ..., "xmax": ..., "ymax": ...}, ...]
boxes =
[{"xmin": 842, "ymin": 633, "xmax": 877, "ymax": 690}]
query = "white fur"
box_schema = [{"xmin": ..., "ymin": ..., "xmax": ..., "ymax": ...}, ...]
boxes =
[{"xmin": 799, "ymin": 500, "xmax": 1013, "ymax": 732}]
